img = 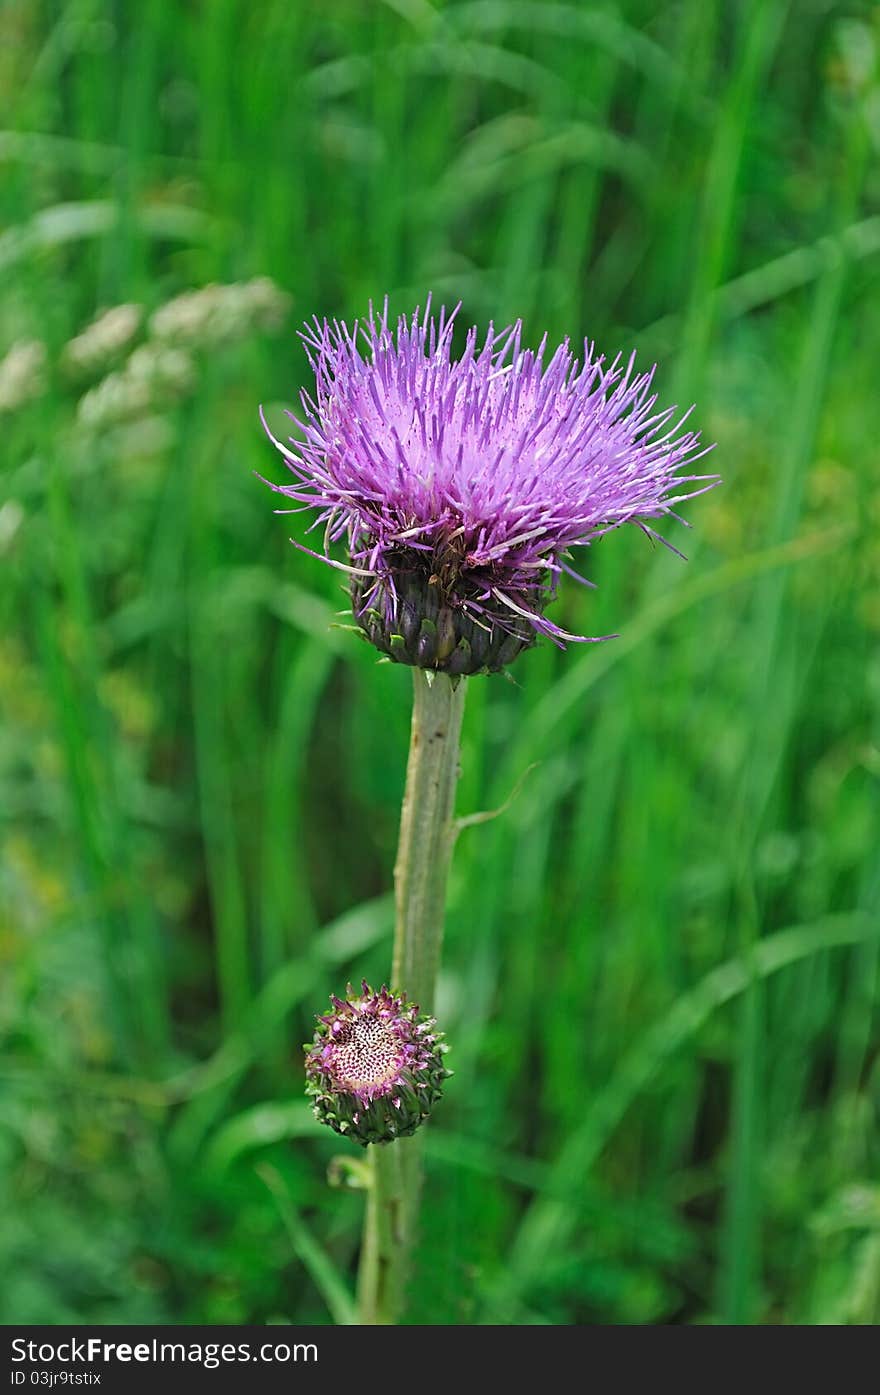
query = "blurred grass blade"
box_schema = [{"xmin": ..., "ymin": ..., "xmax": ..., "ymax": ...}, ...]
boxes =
[
  {"xmin": 257, "ymin": 1163, "xmax": 357, "ymax": 1326},
  {"xmin": 489, "ymin": 912, "xmax": 877, "ymax": 1319},
  {"xmin": 0, "ymin": 201, "xmax": 213, "ymax": 272},
  {"xmin": 206, "ymin": 1102, "xmax": 322, "ymax": 1174}
]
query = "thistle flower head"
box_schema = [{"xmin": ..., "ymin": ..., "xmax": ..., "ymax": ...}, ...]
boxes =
[
  {"xmin": 261, "ymin": 298, "xmax": 717, "ymax": 672},
  {"xmin": 305, "ymin": 981, "xmax": 450, "ymax": 1146}
]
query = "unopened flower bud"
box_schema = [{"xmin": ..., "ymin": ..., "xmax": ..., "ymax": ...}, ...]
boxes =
[{"xmin": 304, "ymin": 981, "xmax": 450, "ymax": 1146}]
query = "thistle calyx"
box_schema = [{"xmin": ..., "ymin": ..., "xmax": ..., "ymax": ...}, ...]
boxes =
[{"xmin": 351, "ymin": 563, "xmax": 536, "ymax": 674}]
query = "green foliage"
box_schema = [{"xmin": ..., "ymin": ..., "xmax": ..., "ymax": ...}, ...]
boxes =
[{"xmin": 1, "ymin": 0, "xmax": 878, "ymax": 1325}]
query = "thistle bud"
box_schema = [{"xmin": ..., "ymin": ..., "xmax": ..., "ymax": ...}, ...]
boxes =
[{"xmin": 304, "ymin": 981, "xmax": 451, "ymax": 1146}]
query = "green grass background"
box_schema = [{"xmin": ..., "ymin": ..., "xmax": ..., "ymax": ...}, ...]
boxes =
[{"xmin": 1, "ymin": 0, "xmax": 879, "ymax": 1325}]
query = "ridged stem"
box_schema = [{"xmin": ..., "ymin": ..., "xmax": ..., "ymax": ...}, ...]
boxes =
[{"xmin": 356, "ymin": 669, "xmax": 466, "ymax": 1324}]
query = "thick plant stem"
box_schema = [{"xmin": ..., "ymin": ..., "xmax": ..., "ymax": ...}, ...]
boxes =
[
  {"xmin": 357, "ymin": 669, "xmax": 466, "ymax": 1324},
  {"xmin": 392, "ymin": 670, "xmax": 466, "ymax": 1013}
]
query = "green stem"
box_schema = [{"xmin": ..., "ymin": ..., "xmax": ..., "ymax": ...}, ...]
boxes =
[{"xmin": 356, "ymin": 668, "xmax": 466, "ymax": 1324}]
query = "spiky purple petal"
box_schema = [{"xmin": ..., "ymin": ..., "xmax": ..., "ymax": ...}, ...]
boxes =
[{"xmin": 262, "ymin": 298, "xmax": 718, "ymax": 658}]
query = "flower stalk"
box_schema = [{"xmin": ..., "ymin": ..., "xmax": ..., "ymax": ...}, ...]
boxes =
[{"xmin": 356, "ymin": 668, "xmax": 466, "ymax": 1324}]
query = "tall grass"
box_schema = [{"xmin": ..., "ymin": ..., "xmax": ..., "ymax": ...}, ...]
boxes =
[{"xmin": 1, "ymin": 0, "xmax": 878, "ymax": 1324}]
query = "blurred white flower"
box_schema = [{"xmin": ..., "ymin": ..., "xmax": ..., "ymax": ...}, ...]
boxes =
[
  {"xmin": 0, "ymin": 499, "xmax": 24, "ymax": 552},
  {"xmin": 149, "ymin": 276, "xmax": 289, "ymax": 346},
  {"xmin": 77, "ymin": 345, "xmax": 195, "ymax": 428},
  {"xmin": 63, "ymin": 304, "xmax": 143, "ymax": 377},
  {"xmin": 0, "ymin": 340, "xmax": 47, "ymax": 413}
]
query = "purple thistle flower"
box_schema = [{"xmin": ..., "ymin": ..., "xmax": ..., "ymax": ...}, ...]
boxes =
[
  {"xmin": 305, "ymin": 981, "xmax": 450, "ymax": 1146},
  {"xmin": 261, "ymin": 298, "xmax": 717, "ymax": 673}
]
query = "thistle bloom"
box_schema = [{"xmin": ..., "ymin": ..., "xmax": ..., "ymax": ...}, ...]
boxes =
[
  {"xmin": 305, "ymin": 982, "xmax": 450, "ymax": 1147},
  {"xmin": 261, "ymin": 299, "xmax": 717, "ymax": 673}
]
